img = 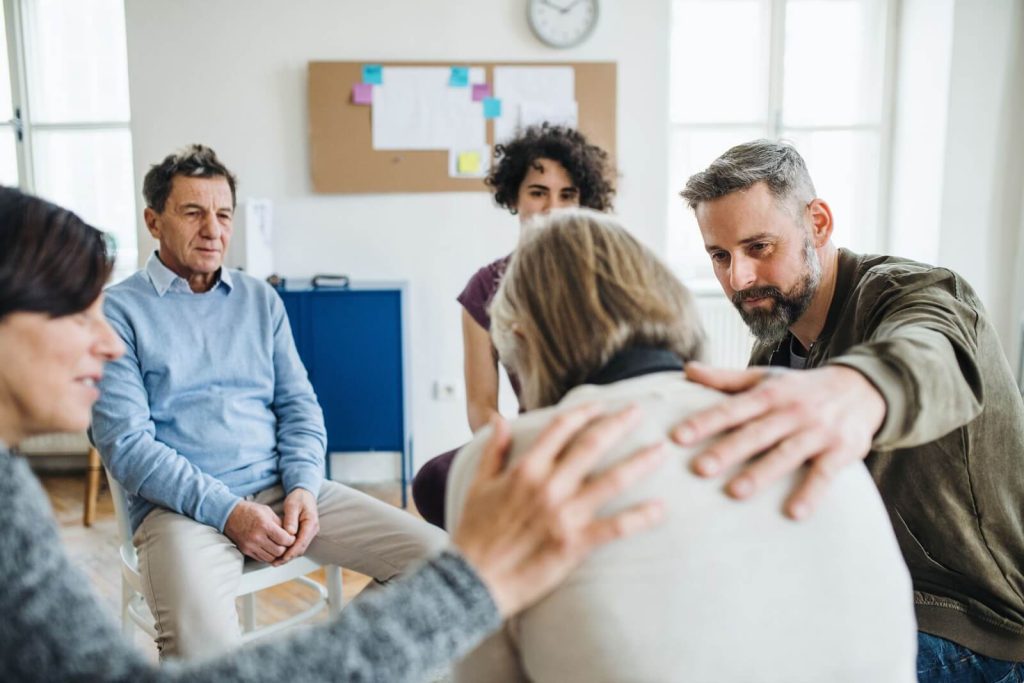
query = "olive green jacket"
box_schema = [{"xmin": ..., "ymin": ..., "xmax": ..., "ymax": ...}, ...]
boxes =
[{"xmin": 750, "ymin": 248, "xmax": 1024, "ymax": 661}]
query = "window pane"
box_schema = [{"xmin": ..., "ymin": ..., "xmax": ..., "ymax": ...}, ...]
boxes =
[
  {"xmin": 32, "ymin": 129, "xmax": 138, "ymax": 281},
  {"xmin": 0, "ymin": 126, "xmax": 17, "ymax": 185},
  {"xmin": 782, "ymin": 129, "xmax": 881, "ymax": 254},
  {"xmin": 670, "ymin": 0, "xmax": 768, "ymax": 124},
  {"xmin": 24, "ymin": 0, "xmax": 131, "ymax": 123},
  {"xmin": 666, "ymin": 126, "xmax": 764, "ymax": 281},
  {"xmin": 0, "ymin": 6, "xmax": 12, "ymax": 122},
  {"xmin": 782, "ymin": 0, "xmax": 888, "ymax": 127}
]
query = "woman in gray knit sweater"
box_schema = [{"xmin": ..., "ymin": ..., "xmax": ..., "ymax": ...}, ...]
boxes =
[{"xmin": 0, "ymin": 187, "xmax": 666, "ymax": 682}]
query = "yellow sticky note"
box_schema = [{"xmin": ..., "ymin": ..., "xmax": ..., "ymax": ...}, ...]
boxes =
[{"xmin": 457, "ymin": 151, "xmax": 481, "ymax": 175}]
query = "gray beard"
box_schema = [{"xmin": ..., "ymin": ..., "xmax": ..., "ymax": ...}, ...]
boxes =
[{"xmin": 732, "ymin": 244, "xmax": 821, "ymax": 345}]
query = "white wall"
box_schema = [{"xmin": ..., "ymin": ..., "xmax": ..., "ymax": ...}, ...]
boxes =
[
  {"xmin": 887, "ymin": 0, "xmax": 955, "ymax": 266},
  {"xmin": 124, "ymin": 0, "xmax": 672, "ymax": 477},
  {"xmin": 889, "ymin": 0, "xmax": 1024, "ymax": 375},
  {"xmin": 935, "ymin": 0, "xmax": 1024, "ymax": 361}
]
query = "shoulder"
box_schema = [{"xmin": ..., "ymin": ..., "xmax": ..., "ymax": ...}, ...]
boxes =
[
  {"xmin": 448, "ymin": 373, "xmax": 725, "ymax": 497},
  {"xmin": 103, "ymin": 271, "xmax": 155, "ymax": 323},
  {"xmin": 225, "ymin": 270, "xmax": 287, "ymax": 318},
  {"xmin": 461, "ymin": 255, "xmax": 511, "ymax": 298},
  {"xmin": 852, "ymin": 252, "xmax": 974, "ymax": 303},
  {"xmin": 458, "ymin": 254, "xmax": 512, "ymax": 328}
]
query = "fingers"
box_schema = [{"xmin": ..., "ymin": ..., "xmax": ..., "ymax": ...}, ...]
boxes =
[
  {"xmin": 544, "ymin": 404, "xmax": 642, "ymax": 501},
  {"xmin": 248, "ymin": 541, "xmax": 285, "ymax": 564},
  {"xmin": 265, "ymin": 520, "xmax": 296, "ymax": 548},
  {"xmin": 275, "ymin": 519, "xmax": 319, "ymax": 565},
  {"xmin": 476, "ymin": 414, "xmax": 512, "ymax": 480},
  {"xmin": 567, "ymin": 441, "xmax": 667, "ymax": 522},
  {"xmin": 690, "ymin": 410, "xmax": 799, "ymax": 477},
  {"xmin": 672, "ymin": 374, "xmax": 783, "ymax": 446},
  {"xmin": 579, "ymin": 498, "xmax": 666, "ymax": 549},
  {"xmin": 783, "ymin": 453, "xmax": 842, "ymax": 520},
  {"xmin": 517, "ymin": 402, "xmax": 604, "ymax": 477},
  {"xmin": 684, "ymin": 362, "xmax": 772, "ymax": 393},
  {"xmin": 724, "ymin": 428, "xmax": 828, "ymax": 500},
  {"xmin": 282, "ymin": 500, "xmax": 300, "ymax": 535}
]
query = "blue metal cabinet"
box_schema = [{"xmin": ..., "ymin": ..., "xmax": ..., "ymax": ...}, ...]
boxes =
[{"xmin": 277, "ymin": 281, "xmax": 412, "ymax": 506}]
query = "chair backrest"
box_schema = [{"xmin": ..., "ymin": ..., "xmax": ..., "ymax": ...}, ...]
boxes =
[{"xmin": 104, "ymin": 468, "xmax": 140, "ymax": 569}]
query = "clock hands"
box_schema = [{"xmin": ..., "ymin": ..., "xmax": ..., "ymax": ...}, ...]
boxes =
[
  {"xmin": 539, "ymin": 0, "xmax": 568, "ymax": 12},
  {"xmin": 539, "ymin": 0, "xmax": 585, "ymax": 14}
]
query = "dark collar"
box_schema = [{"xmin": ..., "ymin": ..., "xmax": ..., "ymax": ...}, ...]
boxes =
[
  {"xmin": 584, "ymin": 346, "xmax": 685, "ymax": 386},
  {"xmin": 767, "ymin": 247, "xmax": 862, "ymax": 366}
]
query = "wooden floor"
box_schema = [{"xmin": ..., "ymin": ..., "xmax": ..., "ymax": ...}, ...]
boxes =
[{"xmin": 40, "ymin": 473, "xmax": 415, "ymax": 660}]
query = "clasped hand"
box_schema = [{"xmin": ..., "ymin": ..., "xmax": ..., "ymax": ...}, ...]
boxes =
[
  {"xmin": 224, "ymin": 488, "xmax": 319, "ymax": 565},
  {"xmin": 673, "ymin": 362, "xmax": 886, "ymax": 520}
]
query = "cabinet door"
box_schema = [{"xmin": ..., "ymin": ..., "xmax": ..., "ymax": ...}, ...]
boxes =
[{"xmin": 306, "ymin": 290, "xmax": 405, "ymax": 453}]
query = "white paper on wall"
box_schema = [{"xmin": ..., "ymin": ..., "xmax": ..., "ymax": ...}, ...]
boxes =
[
  {"xmin": 371, "ymin": 66, "xmax": 485, "ymax": 150},
  {"xmin": 226, "ymin": 198, "xmax": 274, "ymax": 279},
  {"xmin": 493, "ymin": 66, "xmax": 576, "ymax": 144},
  {"xmin": 518, "ymin": 101, "xmax": 579, "ymax": 132}
]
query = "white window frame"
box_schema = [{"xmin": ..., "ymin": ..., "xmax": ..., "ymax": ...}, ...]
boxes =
[
  {"xmin": 669, "ymin": 0, "xmax": 902, "ymax": 289},
  {"xmin": 3, "ymin": 0, "xmax": 134, "ymax": 191}
]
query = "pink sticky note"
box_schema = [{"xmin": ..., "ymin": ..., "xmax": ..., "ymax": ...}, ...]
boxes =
[
  {"xmin": 352, "ymin": 83, "xmax": 373, "ymax": 105},
  {"xmin": 472, "ymin": 83, "xmax": 491, "ymax": 102}
]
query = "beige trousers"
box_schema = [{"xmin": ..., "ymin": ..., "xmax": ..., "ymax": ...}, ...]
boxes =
[{"xmin": 133, "ymin": 480, "xmax": 448, "ymax": 660}]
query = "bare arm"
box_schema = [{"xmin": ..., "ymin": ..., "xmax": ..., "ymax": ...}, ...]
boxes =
[{"xmin": 463, "ymin": 308, "xmax": 501, "ymax": 432}]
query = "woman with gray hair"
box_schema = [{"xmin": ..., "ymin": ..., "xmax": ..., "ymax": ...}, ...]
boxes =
[{"xmin": 445, "ymin": 209, "xmax": 918, "ymax": 682}]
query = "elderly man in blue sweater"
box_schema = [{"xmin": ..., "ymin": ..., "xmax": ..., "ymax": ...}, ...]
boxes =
[{"xmin": 92, "ymin": 145, "xmax": 447, "ymax": 660}]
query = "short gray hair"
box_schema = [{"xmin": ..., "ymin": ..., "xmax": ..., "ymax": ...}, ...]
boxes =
[{"xmin": 680, "ymin": 139, "xmax": 816, "ymax": 213}]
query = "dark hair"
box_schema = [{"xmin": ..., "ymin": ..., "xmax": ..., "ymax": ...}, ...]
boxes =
[
  {"xmin": 486, "ymin": 124, "xmax": 615, "ymax": 214},
  {"xmin": 0, "ymin": 186, "xmax": 113, "ymax": 320},
  {"xmin": 142, "ymin": 144, "xmax": 238, "ymax": 213}
]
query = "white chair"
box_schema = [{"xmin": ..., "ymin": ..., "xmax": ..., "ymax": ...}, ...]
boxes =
[{"xmin": 104, "ymin": 469, "xmax": 344, "ymax": 643}]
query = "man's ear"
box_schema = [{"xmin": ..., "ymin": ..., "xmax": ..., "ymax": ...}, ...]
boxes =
[
  {"xmin": 807, "ymin": 198, "xmax": 833, "ymax": 247},
  {"xmin": 143, "ymin": 207, "xmax": 160, "ymax": 240}
]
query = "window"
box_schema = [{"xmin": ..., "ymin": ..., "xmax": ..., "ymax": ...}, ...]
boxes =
[
  {"xmin": 2, "ymin": 0, "xmax": 137, "ymax": 282},
  {"xmin": 666, "ymin": 0, "xmax": 895, "ymax": 287}
]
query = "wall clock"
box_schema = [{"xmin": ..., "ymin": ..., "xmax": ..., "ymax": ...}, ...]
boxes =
[{"xmin": 527, "ymin": 0, "xmax": 599, "ymax": 49}]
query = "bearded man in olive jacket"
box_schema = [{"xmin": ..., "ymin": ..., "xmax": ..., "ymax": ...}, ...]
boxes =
[{"xmin": 674, "ymin": 139, "xmax": 1024, "ymax": 682}]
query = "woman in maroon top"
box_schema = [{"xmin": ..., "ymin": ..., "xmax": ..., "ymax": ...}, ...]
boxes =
[{"xmin": 413, "ymin": 124, "xmax": 616, "ymax": 527}]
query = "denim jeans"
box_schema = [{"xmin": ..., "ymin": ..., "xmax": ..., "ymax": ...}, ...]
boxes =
[{"xmin": 918, "ymin": 632, "xmax": 1024, "ymax": 682}]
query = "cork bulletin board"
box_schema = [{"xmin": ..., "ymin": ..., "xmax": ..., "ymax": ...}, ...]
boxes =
[{"xmin": 308, "ymin": 61, "xmax": 617, "ymax": 194}]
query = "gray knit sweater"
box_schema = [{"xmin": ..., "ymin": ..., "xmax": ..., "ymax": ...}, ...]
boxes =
[{"xmin": 0, "ymin": 448, "xmax": 500, "ymax": 682}]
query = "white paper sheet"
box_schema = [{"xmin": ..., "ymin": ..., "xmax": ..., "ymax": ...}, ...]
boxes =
[
  {"xmin": 519, "ymin": 101, "xmax": 579, "ymax": 131},
  {"xmin": 493, "ymin": 66, "xmax": 576, "ymax": 143},
  {"xmin": 371, "ymin": 66, "xmax": 485, "ymax": 150}
]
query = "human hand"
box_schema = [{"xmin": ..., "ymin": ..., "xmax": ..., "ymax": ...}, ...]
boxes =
[
  {"xmin": 275, "ymin": 488, "xmax": 320, "ymax": 566},
  {"xmin": 672, "ymin": 362, "xmax": 886, "ymax": 520},
  {"xmin": 454, "ymin": 403, "xmax": 667, "ymax": 618},
  {"xmin": 224, "ymin": 500, "xmax": 296, "ymax": 563}
]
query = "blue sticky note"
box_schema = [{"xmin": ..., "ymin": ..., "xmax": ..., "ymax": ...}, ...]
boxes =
[
  {"xmin": 362, "ymin": 64, "xmax": 383, "ymax": 85},
  {"xmin": 483, "ymin": 97, "xmax": 502, "ymax": 119},
  {"xmin": 449, "ymin": 66, "xmax": 469, "ymax": 87}
]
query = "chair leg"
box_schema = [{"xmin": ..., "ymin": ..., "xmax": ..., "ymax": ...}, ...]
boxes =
[
  {"xmin": 241, "ymin": 592, "xmax": 257, "ymax": 633},
  {"xmin": 121, "ymin": 580, "xmax": 136, "ymax": 643},
  {"xmin": 83, "ymin": 447, "xmax": 102, "ymax": 527},
  {"xmin": 326, "ymin": 565, "xmax": 344, "ymax": 617}
]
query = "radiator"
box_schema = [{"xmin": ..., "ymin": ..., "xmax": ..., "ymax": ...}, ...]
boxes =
[{"xmin": 694, "ymin": 293, "xmax": 755, "ymax": 369}]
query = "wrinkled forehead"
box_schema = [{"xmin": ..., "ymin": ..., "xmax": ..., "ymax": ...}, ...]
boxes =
[{"xmin": 167, "ymin": 175, "xmax": 234, "ymax": 208}]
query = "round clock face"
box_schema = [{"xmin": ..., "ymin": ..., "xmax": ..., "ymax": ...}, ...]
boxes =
[{"xmin": 527, "ymin": 0, "xmax": 599, "ymax": 49}]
